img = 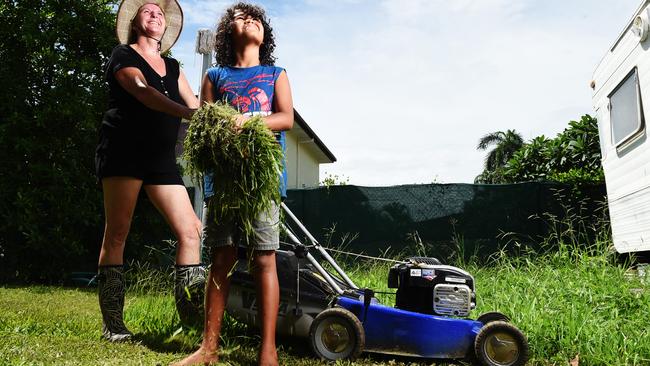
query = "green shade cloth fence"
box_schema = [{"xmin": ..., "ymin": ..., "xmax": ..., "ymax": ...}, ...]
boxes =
[{"xmin": 284, "ymin": 182, "xmax": 607, "ymax": 261}]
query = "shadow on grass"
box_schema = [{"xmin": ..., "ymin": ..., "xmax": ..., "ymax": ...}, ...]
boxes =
[
  {"xmin": 362, "ymin": 352, "xmax": 463, "ymax": 366},
  {"xmin": 131, "ymin": 321, "xmax": 463, "ymax": 365},
  {"xmin": 132, "ymin": 328, "xmax": 201, "ymax": 354}
]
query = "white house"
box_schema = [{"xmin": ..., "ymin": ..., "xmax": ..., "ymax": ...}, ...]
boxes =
[{"xmin": 286, "ymin": 109, "xmax": 336, "ymax": 189}]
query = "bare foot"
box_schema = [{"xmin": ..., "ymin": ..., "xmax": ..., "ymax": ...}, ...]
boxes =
[
  {"xmin": 258, "ymin": 346, "xmax": 278, "ymax": 366},
  {"xmin": 171, "ymin": 347, "xmax": 219, "ymax": 366}
]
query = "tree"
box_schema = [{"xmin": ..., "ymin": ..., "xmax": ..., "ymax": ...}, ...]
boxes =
[
  {"xmin": 502, "ymin": 115, "xmax": 603, "ymax": 185},
  {"xmin": 501, "ymin": 136, "xmax": 553, "ymax": 182},
  {"xmin": 475, "ymin": 129, "xmax": 524, "ymax": 183},
  {"xmin": 0, "ymin": 0, "xmax": 117, "ymax": 282},
  {"xmin": 320, "ymin": 172, "xmax": 350, "ymax": 187}
]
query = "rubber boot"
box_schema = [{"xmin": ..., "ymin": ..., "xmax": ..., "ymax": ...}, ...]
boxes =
[
  {"xmin": 175, "ymin": 264, "xmax": 207, "ymax": 328},
  {"xmin": 98, "ymin": 265, "xmax": 133, "ymax": 342}
]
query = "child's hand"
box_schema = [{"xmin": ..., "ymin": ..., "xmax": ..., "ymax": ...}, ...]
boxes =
[{"xmin": 234, "ymin": 114, "xmax": 250, "ymax": 131}]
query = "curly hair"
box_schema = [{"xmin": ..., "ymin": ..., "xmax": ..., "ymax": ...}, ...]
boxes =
[{"xmin": 214, "ymin": 2, "xmax": 276, "ymax": 66}]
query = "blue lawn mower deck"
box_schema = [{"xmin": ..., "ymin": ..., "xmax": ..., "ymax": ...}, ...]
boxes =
[{"xmin": 224, "ymin": 203, "xmax": 529, "ymax": 365}]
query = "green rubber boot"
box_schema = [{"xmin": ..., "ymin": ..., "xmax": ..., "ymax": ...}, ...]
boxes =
[
  {"xmin": 174, "ymin": 264, "xmax": 207, "ymax": 328},
  {"xmin": 98, "ymin": 265, "xmax": 133, "ymax": 342}
]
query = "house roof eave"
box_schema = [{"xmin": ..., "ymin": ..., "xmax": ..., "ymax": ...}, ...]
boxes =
[{"xmin": 293, "ymin": 109, "xmax": 337, "ymax": 163}]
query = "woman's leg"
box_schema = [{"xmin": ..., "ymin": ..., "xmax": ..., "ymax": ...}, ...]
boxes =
[
  {"xmin": 143, "ymin": 184, "xmax": 202, "ymax": 264},
  {"xmin": 144, "ymin": 184, "xmax": 205, "ymax": 327},
  {"xmin": 97, "ymin": 177, "xmax": 142, "ymax": 341},
  {"xmin": 98, "ymin": 177, "xmax": 142, "ymax": 266},
  {"xmin": 253, "ymin": 250, "xmax": 279, "ymax": 366}
]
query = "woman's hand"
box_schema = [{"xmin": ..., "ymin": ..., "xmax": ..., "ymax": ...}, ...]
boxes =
[{"xmin": 183, "ymin": 107, "xmax": 197, "ymax": 121}]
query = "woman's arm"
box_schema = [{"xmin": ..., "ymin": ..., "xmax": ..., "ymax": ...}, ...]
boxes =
[
  {"xmin": 115, "ymin": 67, "xmax": 195, "ymax": 120},
  {"xmin": 178, "ymin": 69, "xmax": 199, "ymax": 109},
  {"xmin": 264, "ymin": 70, "xmax": 293, "ymax": 131}
]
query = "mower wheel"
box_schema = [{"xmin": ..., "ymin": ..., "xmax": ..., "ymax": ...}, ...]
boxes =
[
  {"xmin": 309, "ymin": 307, "xmax": 365, "ymax": 361},
  {"xmin": 477, "ymin": 312, "xmax": 510, "ymax": 325},
  {"xmin": 474, "ymin": 321, "xmax": 528, "ymax": 366}
]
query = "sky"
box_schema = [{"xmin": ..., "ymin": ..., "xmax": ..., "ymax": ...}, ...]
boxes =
[{"xmin": 170, "ymin": 0, "xmax": 642, "ymax": 186}]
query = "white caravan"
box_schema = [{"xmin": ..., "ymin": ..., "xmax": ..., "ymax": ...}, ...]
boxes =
[{"xmin": 592, "ymin": 0, "xmax": 650, "ymax": 253}]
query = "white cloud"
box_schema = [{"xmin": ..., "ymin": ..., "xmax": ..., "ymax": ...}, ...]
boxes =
[
  {"xmin": 380, "ymin": 0, "xmax": 528, "ymax": 25},
  {"xmin": 181, "ymin": 0, "xmax": 231, "ymax": 26},
  {"xmin": 175, "ymin": 0, "xmax": 641, "ymax": 186}
]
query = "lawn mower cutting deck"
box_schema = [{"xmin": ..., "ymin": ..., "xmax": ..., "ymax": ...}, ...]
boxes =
[{"xmin": 224, "ymin": 203, "xmax": 529, "ymax": 365}]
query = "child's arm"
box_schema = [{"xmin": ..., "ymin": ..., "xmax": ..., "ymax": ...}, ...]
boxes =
[
  {"xmin": 200, "ymin": 74, "xmax": 215, "ymax": 104},
  {"xmin": 264, "ymin": 70, "xmax": 293, "ymax": 132}
]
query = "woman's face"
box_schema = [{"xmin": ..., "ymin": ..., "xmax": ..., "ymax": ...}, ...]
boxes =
[
  {"xmin": 231, "ymin": 10, "xmax": 264, "ymax": 45},
  {"xmin": 133, "ymin": 3, "xmax": 166, "ymax": 39}
]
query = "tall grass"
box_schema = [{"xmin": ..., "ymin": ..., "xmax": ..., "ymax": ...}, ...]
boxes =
[
  {"xmin": 466, "ymin": 198, "xmax": 648, "ymax": 365},
  {"xmin": 6, "ymin": 199, "xmax": 646, "ymax": 365},
  {"xmin": 318, "ymin": 197, "xmax": 650, "ymax": 365},
  {"xmin": 124, "ymin": 199, "xmax": 649, "ymax": 365}
]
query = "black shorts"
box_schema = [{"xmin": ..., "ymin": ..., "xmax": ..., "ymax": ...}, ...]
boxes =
[
  {"xmin": 100, "ymin": 171, "xmax": 183, "ymax": 185},
  {"xmin": 95, "ymin": 121, "xmax": 183, "ymax": 185},
  {"xmin": 95, "ymin": 151, "xmax": 183, "ymax": 185}
]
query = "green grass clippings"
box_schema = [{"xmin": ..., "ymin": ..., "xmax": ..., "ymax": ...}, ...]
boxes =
[{"xmin": 183, "ymin": 102, "xmax": 283, "ymax": 241}]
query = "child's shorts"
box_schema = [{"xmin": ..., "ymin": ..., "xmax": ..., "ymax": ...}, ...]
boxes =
[{"xmin": 203, "ymin": 201, "xmax": 280, "ymax": 251}]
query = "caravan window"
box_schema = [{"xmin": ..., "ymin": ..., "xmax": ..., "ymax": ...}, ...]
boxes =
[{"xmin": 609, "ymin": 68, "xmax": 644, "ymax": 146}]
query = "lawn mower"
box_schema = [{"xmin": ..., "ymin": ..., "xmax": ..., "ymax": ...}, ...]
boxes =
[{"xmin": 224, "ymin": 203, "xmax": 529, "ymax": 366}]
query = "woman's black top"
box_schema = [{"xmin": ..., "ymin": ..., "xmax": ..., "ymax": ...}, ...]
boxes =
[{"xmin": 95, "ymin": 44, "xmax": 184, "ymax": 182}]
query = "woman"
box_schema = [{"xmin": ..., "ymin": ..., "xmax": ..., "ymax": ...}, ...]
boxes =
[
  {"xmin": 95, "ymin": 0, "xmax": 204, "ymax": 341},
  {"xmin": 174, "ymin": 2, "xmax": 293, "ymax": 365}
]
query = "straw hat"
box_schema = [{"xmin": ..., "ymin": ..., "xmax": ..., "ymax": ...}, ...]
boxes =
[{"xmin": 115, "ymin": 0, "xmax": 183, "ymax": 53}]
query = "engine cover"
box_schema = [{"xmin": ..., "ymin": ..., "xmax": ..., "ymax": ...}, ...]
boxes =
[
  {"xmin": 388, "ymin": 258, "xmax": 475, "ymax": 317},
  {"xmin": 433, "ymin": 284, "xmax": 472, "ymax": 316}
]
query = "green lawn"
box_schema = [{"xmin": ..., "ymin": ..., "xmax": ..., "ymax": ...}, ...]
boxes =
[
  {"xmin": 0, "ymin": 286, "xmax": 179, "ymax": 366},
  {"xmin": 1, "ymin": 243, "xmax": 649, "ymax": 365},
  {"xmin": 0, "ymin": 286, "xmax": 443, "ymax": 366}
]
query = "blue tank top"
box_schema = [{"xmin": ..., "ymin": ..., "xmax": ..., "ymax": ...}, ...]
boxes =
[{"xmin": 203, "ymin": 65, "xmax": 287, "ymax": 199}]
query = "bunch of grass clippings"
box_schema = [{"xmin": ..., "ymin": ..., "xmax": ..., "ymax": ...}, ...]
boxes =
[{"xmin": 183, "ymin": 102, "xmax": 283, "ymax": 241}]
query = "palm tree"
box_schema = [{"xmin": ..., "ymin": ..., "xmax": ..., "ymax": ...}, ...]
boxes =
[{"xmin": 475, "ymin": 129, "xmax": 524, "ymax": 183}]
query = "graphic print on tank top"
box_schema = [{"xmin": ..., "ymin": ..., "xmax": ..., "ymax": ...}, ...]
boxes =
[{"xmin": 218, "ymin": 72, "xmax": 277, "ymax": 114}]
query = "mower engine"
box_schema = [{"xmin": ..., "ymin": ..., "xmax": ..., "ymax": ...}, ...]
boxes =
[{"xmin": 387, "ymin": 257, "xmax": 476, "ymax": 317}]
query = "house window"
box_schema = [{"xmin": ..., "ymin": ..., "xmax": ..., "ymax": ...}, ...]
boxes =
[{"xmin": 609, "ymin": 68, "xmax": 645, "ymax": 146}]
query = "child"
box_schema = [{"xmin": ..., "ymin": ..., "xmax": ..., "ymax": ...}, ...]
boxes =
[{"xmin": 173, "ymin": 2, "xmax": 293, "ymax": 366}]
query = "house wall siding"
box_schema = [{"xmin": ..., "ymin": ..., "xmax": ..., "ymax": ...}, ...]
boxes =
[{"xmin": 286, "ymin": 131, "xmax": 321, "ymax": 189}]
